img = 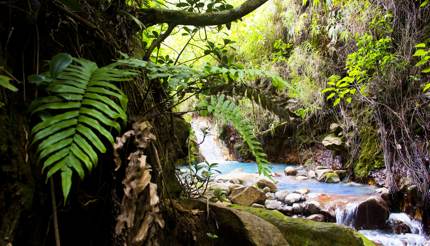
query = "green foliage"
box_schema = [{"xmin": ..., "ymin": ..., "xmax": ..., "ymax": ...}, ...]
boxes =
[
  {"xmin": 0, "ymin": 73, "xmax": 18, "ymax": 107},
  {"xmin": 420, "ymin": 0, "xmax": 429, "ymax": 7},
  {"xmin": 116, "ymin": 57, "xmax": 287, "ymax": 91},
  {"xmin": 200, "ymin": 95, "xmax": 271, "ymax": 176},
  {"xmin": 413, "ymin": 42, "xmax": 430, "ymax": 92},
  {"xmin": 323, "ymin": 34, "xmax": 396, "ymax": 106},
  {"xmin": 177, "ymin": 161, "xmax": 220, "ymax": 198},
  {"xmin": 272, "ymin": 39, "xmax": 292, "ymax": 63},
  {"xmin": 175, "ymin": 0, "xmax": 233, "ymax": 15},
  {"xmin": 210, "ymin": 188, "xmax": 228, "ymax": 202},
  {"xmin": 30, "ymin": 53, "xmax": 136, "ymax": 202},
  {"xmin": 0, "ymin": 75, "xmax": 18, "ymax": 92},
  {"xmin": 354, "ymin": 125, "xmax": 384, "ymax": 179}
]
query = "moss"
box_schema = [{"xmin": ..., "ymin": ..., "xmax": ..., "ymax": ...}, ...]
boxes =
[
  {"xmin": 354, "ymin": 125, "xmax": 384, "ymax": 179},
  {"xmin": 230, "ymin": 205, "xmax": 375, "ymax": 246},
  {"xmin": 322, "ymin": 172, "xmax": 340, "ymax": 183},
  {"xmin": 355, "ymin": 232, "xmax": 376, "ymax": 246}
]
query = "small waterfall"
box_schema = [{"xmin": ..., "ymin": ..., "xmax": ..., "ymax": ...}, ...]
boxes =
[
  {"xmin": 335, "ymin": 204, "xmax": 429, "ymax": 245},
  {"xmin": 335, "ymin": 202, "xmax": 359, "ymax": 227},
  {"xmin": 190, "ymin": 116, "xmax": 231, "ymax": 164},
  {"xmin": 388, "ymin": 213, "xmax": 424, "ymax": 235}
]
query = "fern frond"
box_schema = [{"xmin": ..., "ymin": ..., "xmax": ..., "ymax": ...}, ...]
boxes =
[
  {"xmin": 204, "ymin": 82, "xmax": 293, "ymax": 120},
  {"xmin": 31, "ymin": 54, "xmax": 135, "ymax": 201},
  {"xmin": 199, "ymin": 95, "xmax": 271, "ymax": 176}
]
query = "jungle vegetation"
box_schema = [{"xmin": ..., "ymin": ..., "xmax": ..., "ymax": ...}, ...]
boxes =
[{"xmin": 0, "ymin": 0, "xmax": 429, "ymax": 245}]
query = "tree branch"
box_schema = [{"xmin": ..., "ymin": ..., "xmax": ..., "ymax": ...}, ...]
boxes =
[
  {"xmin": 143, "ymin": 24, "xmax": 176, "ymax": 60},
  {"xmin": 138, "ymin": 0, "xmax": 269, "ymax": 26}
]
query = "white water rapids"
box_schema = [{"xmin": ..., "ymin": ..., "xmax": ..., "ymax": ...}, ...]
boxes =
[{"xmin": 335, "ymin": 202, "xmax": 429, "ymax": 245}]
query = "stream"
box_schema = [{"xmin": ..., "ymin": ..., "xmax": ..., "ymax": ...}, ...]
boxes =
[{"xmin": 189, "ymin": 116, "xmax": 429, "ymax": 245}]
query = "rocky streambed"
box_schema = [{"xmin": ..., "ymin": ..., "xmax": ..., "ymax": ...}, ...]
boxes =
[{"xmin": 183, "ymin": 161, "xmax": 429, "ymax": 245}]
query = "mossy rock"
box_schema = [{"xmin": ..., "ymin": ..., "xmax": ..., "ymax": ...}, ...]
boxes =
[
  {"xmin": 231, "ymin": 205, "xmax": 375, "ymax": 246},
  {"xmin": 354, "ymin": 125, "xmax": 384, "ymax": 179},
  {"xmin": 321, "ymin": 172, "xmax": 340, "ymax": 183}
]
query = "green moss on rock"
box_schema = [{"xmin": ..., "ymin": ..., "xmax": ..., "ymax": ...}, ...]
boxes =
[
  {"xmin": 231, "ymin": 205, "xmax": 375, "ymax": 246},
  {"xmin": 354, "ymin": 125, "xmax": 384, "ymax": 179}
]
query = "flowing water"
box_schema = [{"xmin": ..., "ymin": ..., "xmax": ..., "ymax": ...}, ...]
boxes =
[
  {"xmin": 190, "ymin": 116, "xmax": 429, "ymax": 245},
  {"xmin": 191, "ymin": 117, "xmax": 231, "ymax": 163}
]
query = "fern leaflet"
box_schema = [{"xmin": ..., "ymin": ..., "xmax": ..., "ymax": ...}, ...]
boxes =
[{"xmin": 200, "ymin": 95, "xmax": 271, "ymax": 176}]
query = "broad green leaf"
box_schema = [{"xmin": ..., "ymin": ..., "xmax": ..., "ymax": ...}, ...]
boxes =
[
  {"xmin": 32, "ymin": 118, "xmax": 78, "ymax": 144},
  {"xmin": 67, "ymin": 154, "xmax": 85, "ymax": 180},
  {"xmin": 38, "ymin": 138, "xmax": 73, "ymax": 160},
  {"xmin": 0, "ymin": 75, "xmax": 18, "ymax": 92},
  {"xmin": 413, "ymin": 49, "xmax": 428, "ymax": 57},
  {"xmin": 70, "ymin": 143, "xmax": 94, "ymax": 171},
  {"xmin": 42, "ymin": 148, "xmax": 70, "ymax": 172},
  {"xmin": 32, "ymin": 111, "xmax": 79, "ymax": 134},
  {"xmin": 50, "ymin": 53, "xmax": 73, "ymax": 77},
  {"xmin": 74, "ymin": 134, "xmax": 98, "ymax": 165},
  {"xmin": 32, "ymin": 102, "xmax": 80, "ymax": 114},
  {"xmin": 38, "ymin": 128, "xmax": 76, "ymax": 151},
  {"xmin": 79, "ymin": 116, "xmax": 114, "ymax": 143},
  {"xmin": 423, "ymin": 83, "xmax": 430, "ymax": 92},
  {"xmin": 61, "ymin": 168, "xmax": 73, "ymax": 202},
  {"xmin": 76, "ymin": 125, "xmax": 107, "ymax": 153}
]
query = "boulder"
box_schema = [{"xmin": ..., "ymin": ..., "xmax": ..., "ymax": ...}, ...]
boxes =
[
  {"xmin": 307, "ymin": 214, "xmax": 325, "ymax": 222},
  {"xmin": 233, "ymin": 205, "xmax": 375, "ymax": 246},
  {"xmin": 262, "ymin": 187, "xmax": 270, "ymax": 193},
  {"xmin": 265, "ymin": 199, "xmax": 283, "ymax": 210},
  {"xmin": 292, "ymin": 203, "xmax": 303, "ymax": 214},
  {"xmin": 230, "ymin": 186, "xmax": 246, "ymax": 198},
  {"xmin": 266, "ymin": 192, "xmax": 275, "ymax": 199},
  {"xmin": 229, "ymin": 183, "xmax": 245, "ymax": 190},
  {"xmin": 318, "ymin": 172, "xmax": 340, "ymax": 183},
  {"xmin": 376, "ymin": 187, "xmax": 389, "ymax": 201},
  {"xmin": 275, "ymin": 190, "xmax": 289, "ymax": 201},
  {"xmin": 180, "ymin": 200, "xmax": 290, "ymax": 245},
  {"xmin": 208, "ymin": 182, "xmax": 231, "ymax": 194},
  {"xmin": 354, "ymin": 196, "xmax": 389, "ymax": 230},
  {"xmin": 329, "ymin": 123, "xmax": 341, "ymax": 132},
  {"xmin": 285, "ymin": 193, "xmax": 304, "ymax": 205},
  {"xmin": 230, "ymin": 186, "xmax": 266, "ymax": 206},
  {"xmin": 280, "ymin": 205, "xmax": 293, "ymax": 214},
  {"xmin": 315, "ymin": 168, "xmax": 332, "ymax": 180},
  {"xmin": 390, "ymin": 220, "xmax": 411, "ymax": 234},
  {"xmin": 322, "ymin": 134, "xmax": 342, "ymax": 147},
  {"xmin": 215, "ymin": 170, "xmax": 259, "ymax": 186},
  {"xmin": 256, "ymin": 178, "xmax": 277, "ymax": 193},
  {"xmin": 294, "ymin": 188, "xmax": 310, "ymax": 195},
  {"xmin": 284, "ymin": 167, "xmax": 298, "ymax": 176},
  {"xmin": 303, "ymin": 201, "xmax": 322, "ymax": 215}
]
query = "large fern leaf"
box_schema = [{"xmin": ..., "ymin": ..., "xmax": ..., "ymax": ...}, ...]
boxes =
[
  {"xmin": 31, "ymin": 54, "xmax": 136, "ymax": 201},
  {"xmin": 200, "ymin": 95, "xmax": 271, "ymax": 176}
]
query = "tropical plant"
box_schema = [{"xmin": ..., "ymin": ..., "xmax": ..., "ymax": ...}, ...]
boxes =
[
  {"xmin": 0, "ymin": 74, "xmax": 18, "ymax": 92},
  {"xmin": 413, "ymin": 42, "xmax": 430, "ymax": 92},
  {"xmin": 322, "ymin": 34, "xmax": 396, "ymax": 106},
  {"xmin": 176, "ymin": 161, "xmax": 220, "ymax": 198},
  {"xmin": 199, "ymin": 95, "xmax": 271, "ymax": 176},
  {"xmin": 0, "ymin": 73, "xmax": 18, "ymax": 107},
  {"xmin": 30, "ymin": 53, "xmax": 136, "ymax": 201}
]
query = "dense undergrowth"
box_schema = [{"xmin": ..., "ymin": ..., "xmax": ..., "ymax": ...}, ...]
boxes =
[{"xmin": 1, "ymin": 0, "xmax": 430, "ymax": 244}]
